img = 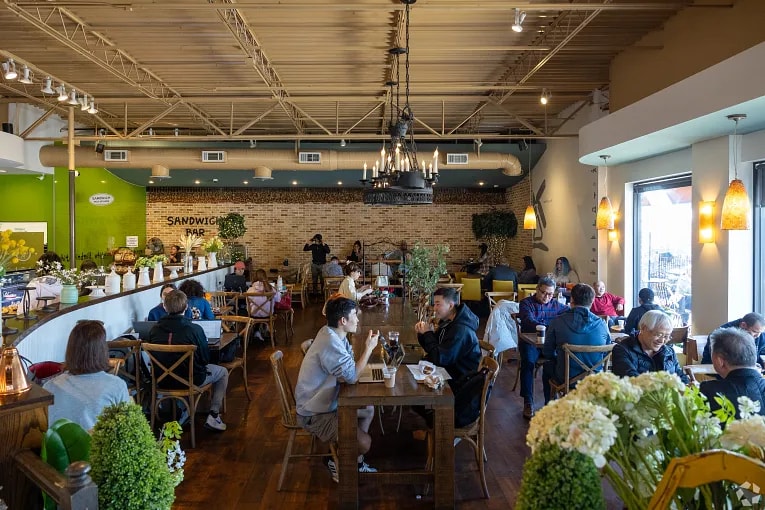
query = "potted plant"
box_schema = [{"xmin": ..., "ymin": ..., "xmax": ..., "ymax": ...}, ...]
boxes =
[
  {"xmin": 471, "ymin": 209, "xmax": 518, "ymax": 266},
  {"xmin": 90, "ymin": 402, "xmax": 175, "ymax": 510},
  {"xmin": 202, "ymin": 236, "xmax": 224, "ymax": 268},
  {"xmin": 402, "ymin": 242, "xmax": 449, "ymax": 322},
  {"xmin": 216, "ymin": 213, "xmax": 247, "ymax": 264},
  {"xmin": 37, "ymin": 260, "xmax": 92, "ymax": 304}
]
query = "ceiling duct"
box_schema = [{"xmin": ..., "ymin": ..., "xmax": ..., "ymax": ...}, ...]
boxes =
[
  {"xmin": 252, "ymin": 166, "xmax": 273, "ymax": 180},
  {"xmin": 39, "ymin": 146, "xmax": 523, "ymax": 175},
  {"xmin": 151, "ymin": 164, "xmax": 171, "ymax": 179}
]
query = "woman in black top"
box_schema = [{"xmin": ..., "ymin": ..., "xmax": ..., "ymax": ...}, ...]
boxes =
[{"xmin": 348, "ymin": 240, "xmax": 362, "ymax": 262}]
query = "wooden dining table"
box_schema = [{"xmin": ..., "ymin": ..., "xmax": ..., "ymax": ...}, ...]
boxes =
[
  {"xmin": 337, "ymin": 298, "xmax": 455, "ymax": 509},
  {"xmin": 519, "ymin": 331, "xmax": 628, "ymax": 347}
]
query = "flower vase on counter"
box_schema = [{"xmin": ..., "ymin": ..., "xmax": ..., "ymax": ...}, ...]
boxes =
[
  {"xmin": 197, "ymin": 256, "xmax": 207, "ymax": 272},
  {"xmin": 153, "ymin": 262, "xmax": 164, "ymax": 283},
  {"xmin": 105, "ymin": 267, "xmax": 121, "ymax": 294},
  {"xmin": 60, "ymin": 284, "xmax": 79, "ymax": 304},
  {"xmin": 208, "ymin": 252, "xmax": 218, "ymax": 268},
  {"xmin": 185, "ymin": 255, "xmax": 194, "ymax": 274},
  {"xmin": 137, "ymin": 267, "xmax": 151, "ymax": 287},
  {"xmin": 168, "ymin": 266, "xmax": 179, "ymax": 279},
  {"xmin": 122, "ymin": 268, "xmax": 136, "ymax": 291}
]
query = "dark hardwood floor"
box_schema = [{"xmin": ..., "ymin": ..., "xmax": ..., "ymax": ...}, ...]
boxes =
[{"xmin": 172, "ymin": 301, "xmax": 622, "ymax": 509}]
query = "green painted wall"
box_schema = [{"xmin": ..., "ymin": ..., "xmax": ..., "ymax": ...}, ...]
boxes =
[
  {"xmin": 0, "ymin": 174, "xmax": 54, "ymax": 223},
  {"xmin": 54, "ymin": 166, "xmax": 146, "ymax": 268}
]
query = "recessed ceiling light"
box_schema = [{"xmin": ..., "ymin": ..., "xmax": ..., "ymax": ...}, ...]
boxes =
[
  {"xmin": 337, "ymin": 181, "xmax": 343, "ymax": 186},
  {"xmin": 478, "ymin": 181, "xmax": 485, "ymax": 186},
  {"xmin": 493, "ymin": 184, "xmax": 499, "ymax": 188},
  {"xmin": 148, "ymin": 179, "xmax": 155, "ymax": 184},
  {"xmin": 243, "ymin": 180, "xmax": 249, "ymax": 185},
  {"xmin": 194, "ymin": 179, "xmax": 201, "ymax": 184},
  {"xmin": 100, "ymin": 180, "xmax": 106, "ymax": 184},
  {"xmin": 212, "ymin": 178, "xmax": 219, "ymax": 183},
  {"xmin": 292, "ymin": 180, "xmax": 298, "ymax": 186}
]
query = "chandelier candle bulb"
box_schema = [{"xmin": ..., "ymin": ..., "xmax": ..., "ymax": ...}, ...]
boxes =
[
  {"xmin": 428, "ymin": 163, "xmax": 432, "ymax": 179},
  {"xmin": 433, "ymin": 149, "xmax": 439, "ymax": 174},
  {"xmin": 395, "ymin": 146, "xmax": 401, "ymax": 172},
  {"xmin": 363, "ymin": 162, "xmax": 367, "ymax": 180}
]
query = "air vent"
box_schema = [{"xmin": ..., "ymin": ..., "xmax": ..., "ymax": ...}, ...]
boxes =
[
  {"xmin": 298, "ymin": 152, "xmax": 321, "ymax": 164},
  {"xmin": 446, "ymin": 153, "xmax": 468, "ymax": 165},
  {"xmin": 104, "ymin": 149, "xmax": 129, "ymax": 162},
  {"xmin": 202, "ymin": 150, "xmax": 226, "ymax": 163}
]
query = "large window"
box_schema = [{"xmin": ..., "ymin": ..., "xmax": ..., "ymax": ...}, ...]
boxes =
[
  {"xmin": 754, "ymin": 161, "xmax": 765, "ymax": 314},
  {"xmin": 633, "ymin": 176, "xmax": 692, "ymax": 326}
]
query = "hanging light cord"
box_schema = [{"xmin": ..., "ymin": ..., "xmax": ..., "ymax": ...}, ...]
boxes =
[{"xmin": 733, "ymin": 118, "xmax": 739, "ymax": 180}]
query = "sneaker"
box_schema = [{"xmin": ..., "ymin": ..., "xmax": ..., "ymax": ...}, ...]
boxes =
[
  {"xmin": 358, "ymin": 460, "xmax": 377, "ymax": 473},
  {"xmin": 204, "ymin": 413, "xmax": 227, "ymax": 431},
  {"xmin": 178, "ymin": 409, "xmax": 190, "ymax": 426},
  {"xmin": 453, "ymin": 437, "xmax": 462, "ymax": 446},
  {"xmin": 326, "ymin": 458, "xmax": 339, "ymax": 483},
  {"xmin": 523, "ymin": 402, "xmax": 535, "ymax": 420}
]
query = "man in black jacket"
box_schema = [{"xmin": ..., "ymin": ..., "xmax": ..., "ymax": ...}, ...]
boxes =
[
  {"xmin": 700, "ymin": 327, "xmax": 765, "ymax": 418},
  {"xmin": 303, "ymin": 234, "xmax": 331, "ymax": 294},
  {"xmin": 623, "ymin": 288, "xmax": 662, "ymax": 336},
  {"xmin": 700, "ymin": 312, "xmax": 765, "ymax": 364},
  {"xmin": 415, "ymin": 287, "xmax": 481, "ymax": 427},
  {"xmin": 148, "ymin": 290, "xmax": 229, "ymax": 431}
]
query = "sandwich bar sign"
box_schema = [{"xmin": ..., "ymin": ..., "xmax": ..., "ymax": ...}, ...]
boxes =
[{"xmin": 89, "ymin": 193, "xmax": 115, "ymax": 206}]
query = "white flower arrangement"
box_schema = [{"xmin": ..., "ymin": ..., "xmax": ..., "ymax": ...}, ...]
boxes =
[
  {"xmin": 179, "ymin": 233, "xmax": 203, "ymax": 255},
  {"xmin": 158, "ymin": 421, "xmax": 186, "ymax": 487},
  {"xmin": 36, "ymin": 260, "xmax": 93, "ymax": 286},
  {"xmin": 721, "ymin": 414, "xmax": 765, "ymax": 461}
]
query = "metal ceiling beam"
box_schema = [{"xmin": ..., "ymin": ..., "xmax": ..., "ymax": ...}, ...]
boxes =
[
  {"xmin": 19, "ymin": 106, "xmax": 56, "ymax": 139},
  {"xmin": 344, "ymin": 102, "xmax": 386, "ymax": 136},
  {"xmin": 27, "ymin": 133, "xmax": 576, "ymax": 142},
  {"xmin": 448, "ymin": 3, "xmax": 609, "ymax": 135},
  {"xmin": 486, "ymin": 101, "xmax": 544, "ymax": 136},
  {"xmin": 12, "ymin": 2, "xmax": 703, "ymax": 11},
  {"xmin": 2, "ymin": 2, "xmax": 225, "ymax": 134},
  {"xmin": 213, "ymin": 0, "xmax": 305, "ymax": 133},
  {"xmin": 232, "ymin": 103, "xmax": 279, "ymax": 136},
  {"xmin": 127, "ymin": 102, "xmax": 180, "ymax": 138}
]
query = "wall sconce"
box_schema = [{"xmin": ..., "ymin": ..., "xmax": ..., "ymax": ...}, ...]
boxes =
[
  {"xmin": 608, "ymin": 229, "xmax": 619, "ymax": 242},
  {"xmin": 699, "ymin": 201, "xmax": 716, "ymax": 243}
]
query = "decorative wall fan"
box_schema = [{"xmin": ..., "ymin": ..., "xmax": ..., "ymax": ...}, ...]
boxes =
[{"xmin": 147, "ymin": 237, "xmax": 165, "ymax": 255}]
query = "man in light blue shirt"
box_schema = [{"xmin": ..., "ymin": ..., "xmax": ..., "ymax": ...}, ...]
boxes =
[{"xmin": 295, "ymin": 297, "xmax": 379, "ymax": 481}]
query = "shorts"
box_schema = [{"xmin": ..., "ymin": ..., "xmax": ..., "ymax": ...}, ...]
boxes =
[{"xmin": 297, "ymin": 406, "xmax": 374, "ymax": 443}]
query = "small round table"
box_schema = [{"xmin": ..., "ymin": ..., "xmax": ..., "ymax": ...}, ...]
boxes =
[
  {"xmin": 21, "ymin": 286, "xmax": 38, "ymax": 321},
  {"xmin": 36, "ymin": 296, "xmax": 57, "ymax": 313},
  {"xmin": 2, "ymin": 313, "xmax": 19, "ymax": 336}
]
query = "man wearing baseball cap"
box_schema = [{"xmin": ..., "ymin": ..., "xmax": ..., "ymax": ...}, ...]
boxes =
[
  {"xmin": 224, "ymin": 260, "xmax": 248, "ymax": 293},
  {"xmin": 304, "ymin": 234, "xmax": 331, "ymax": 295}
]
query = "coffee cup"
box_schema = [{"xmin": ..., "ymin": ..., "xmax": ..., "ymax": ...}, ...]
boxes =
[
  {"xmin": 536, "ymin": 325, "xmax": 546, "ymax": 338},
  {"xmin": 617, "ymin": 319, "xmax": 625, "ymax": 329},
  {"xmin": 384, "ymin": 370, "xmax": 396, "ymax": 388}
]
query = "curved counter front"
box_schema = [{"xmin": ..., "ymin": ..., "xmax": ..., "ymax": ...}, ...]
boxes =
[{"xmin": 11, "ymin": 265, "xmax": 232, "ymax": 364}]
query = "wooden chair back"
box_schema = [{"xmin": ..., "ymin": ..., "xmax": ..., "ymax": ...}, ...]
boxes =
[
  {"xmin": 485, "ymin": 291, "xmax": 516, "ymax": 310},
  {"xmin": 648, "ymin": 450, "xmax": 765, "ymax": 510},
  {"xmin": 517, "ymin": 283, "xmax": 537, "ymax": 299},
  {"xmin": 323, "ymin": 277, "xmax": 345, "ymax": 301},
  {"xmin": 220, "ymin": 315, "xmax": 254, "ymax": 359},
  {"xmin": 246, "ymin": 291, "xmax": 276, "ymax": 318},
  {"xmin": 270, "ymin": 350, "xmax": 297, "ymax": 428},
  {"xmin": 108, "ymin": 338, "xmax": 143, "ymax": 400},
  {"xmin": 550, "ymin": 343, "xmax": 615, "ymax": 398},
  {"xmin": 479, "ymin": 340, "xmax": 504, "ymax": 371},
  {"xmin": 141, "ymin": 343, "xmax": 197, "ymax": 391},
  {"xmin": 453, "ymin": 271, "xmax": 467, "ymax": 284},
  {"xmin": 461, "ymin": 278, "xmax": 483, "ymax": 302},
  {"xmin": 492, "ymin": 280, "xmax": 514, "ymax": 294}
]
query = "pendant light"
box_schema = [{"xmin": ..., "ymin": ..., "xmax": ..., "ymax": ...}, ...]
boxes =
[
  {"xmin": 721, "ymin": 114, "xmax": 750, "ymax": 230},
  {"xmin": 523, "ymin": 142, "xmax": 537, "ymax": 230},
  {"xmin": 595, "ymin": 154, "xmax": 614, "ymax": 230}
]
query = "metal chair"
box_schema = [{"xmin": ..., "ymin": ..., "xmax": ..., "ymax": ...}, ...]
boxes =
[
  {"xmin": 141, "ymin": 343, "xmax": 212, "ymax": 448},
  {"xmin": 270, "ymin": 350, "xmax": 337, "ymax": 491}
]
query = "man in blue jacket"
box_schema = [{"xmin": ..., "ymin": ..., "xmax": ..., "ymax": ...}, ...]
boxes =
[
  {"xmin": 415, "ymin": 287, "xmax": 481, "ymax": 427},
  {"xmin": 700, "ymin": 327, "xmax": 765, "ymax": 418},
  {"xmin": 701, "ymin": 313, "xmax": 765, "ymax": 364},
  {"xmin": 542, "ymin": 284, "xmax": 611, "ymax": 404}
]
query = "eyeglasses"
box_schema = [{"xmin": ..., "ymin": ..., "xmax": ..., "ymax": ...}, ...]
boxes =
[
  {"xmin": 538, "ymin": 290, "xmax": 554, "ymax": 297},
  {"xmin": 651, "ymin": 332, "xmax": 672, "ymax": 340}
]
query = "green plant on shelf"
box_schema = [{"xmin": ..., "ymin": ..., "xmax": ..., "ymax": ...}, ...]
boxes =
[
  {"xmin": 216, "ymin": 213, "xmax": 247, "ymax": 240},
  {"xmin": 202, "ymin": 236, "xmax": 224, "ymax": 253}
]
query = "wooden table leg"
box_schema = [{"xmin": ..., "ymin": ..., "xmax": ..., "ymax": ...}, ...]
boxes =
[
  {"xmin": 433, "ymin": 405, "xmax": 455, "ymax": 509},
  {"xmin": 337, "ymin": 406, "xmax": 359, "ymax": 510}
]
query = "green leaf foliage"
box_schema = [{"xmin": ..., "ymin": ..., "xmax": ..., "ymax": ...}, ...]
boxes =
[
  {"xmin": 403, "ymin": 242, "xmax": 449, "ymax": 296},
  {"xmin": 516, "ymin": 442, "xmax": 605, "ymax": 510},
  {"xmin": 216, "ymin": 212, "xmax": 247, "ymax": 240},
  {"xmin": 471, "ymin": 209, "xmax": 518, "ymax": 240},
  {"xmin": 90, "ymin": 402, "xmax": 175, "ymax": 510}
]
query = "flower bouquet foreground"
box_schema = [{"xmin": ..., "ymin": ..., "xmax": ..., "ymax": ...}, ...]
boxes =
[
  {"xmin": 517, "ymin": 371, "xmax": 765, "ymax": 510},
  {"xmin": 36, "ymin": 260, "xmax": 95, "ymax": 286}
]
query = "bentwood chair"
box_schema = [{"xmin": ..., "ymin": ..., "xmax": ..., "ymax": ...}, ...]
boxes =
[
  {"xmin": 548, "ymin": 344, "xmax": 615, "ymax": 399},
  {"xmin": 323, "ymin": 277, "xmax": 345, "ymax": 302},
  {"xmin": 218, "ymin": 315, "xmax": 255, "ymax": 402},
  {"xmin": 485, "ymin": 291, "xmax": 516, "ymax": 311},
  {"xmin": 270, "ymin": 350, "xmax": 337, "ymax": 491},
  {"xmin": 509, "ymin": 313, "xmax": 523, "ymax": 391},
  {"xmin": 275, "ymin": 284, "xmax": 295, "ymax": 342},
  {"xmin": 426, "ymin": 356, "xmax": 499, "ymax": 499},
  {"xmin": 108, "ymin": 338, "xmax": 143, "ymax": 403},
  {"xmin": 246, "ymin": 291, "xmax": 276, "ymax": 348},
  {"xmin": 208, "ymin": 291, "xmax": 236, "ymax": 317},
  {"xmin": 291, "ymin": 263, "xmax": 310, "ymax": 309},
  {"xmin": 141, "ymin": 343, "xmax": 212, "ymax": 448},
  {"xmin": 479, "ymin": 340, "xmax": 504, "ymax": 375}
]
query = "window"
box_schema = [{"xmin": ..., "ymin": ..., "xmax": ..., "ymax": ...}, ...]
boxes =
[
  {"xmin": 754, "ymin": 161, "xmax": 765, "ymax": 314},
  {"xmin": 633, "ymin": 176, "xmax": 692, "ymax": 326}
]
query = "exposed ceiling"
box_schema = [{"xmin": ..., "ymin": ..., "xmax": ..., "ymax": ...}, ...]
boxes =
[{"xmin": 0, "ymin": 0, "xmax": 705, "ymax": 185}]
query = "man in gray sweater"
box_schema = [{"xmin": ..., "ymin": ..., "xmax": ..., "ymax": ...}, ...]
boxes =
[{"xmin": 295, "ymin": 296, "xmax": 379, "ymax": 481}]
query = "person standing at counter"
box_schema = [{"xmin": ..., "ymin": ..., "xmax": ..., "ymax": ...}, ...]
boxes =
[
  {"xmin": 44, "ymin": 320, "xmax": 131, "ymax": 431},
  {"xmin": 304, "ymin": 234, "xmax": 331, "ymax": 294},
  {"xmin": 147, "ymin": 284, "xmax": 177, "ymax": 321},
  {"xmin": 179, "ymin": 279, "xmax": 215, "ymax": 320}
]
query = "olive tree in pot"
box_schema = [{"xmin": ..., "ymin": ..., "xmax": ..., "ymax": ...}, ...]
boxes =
[
  {"xmin": 471, "ymin": 208, "xmax": 518, "ymax": 266},
  {"xmin": 403, "ymin": 242, "xmax": 449, "ymax": 322},
  {"xmin": 216, "ymin": 212, "xmax": 247, "ymax": 264}
]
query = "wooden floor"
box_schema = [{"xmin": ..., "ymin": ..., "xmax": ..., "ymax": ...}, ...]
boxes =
[{"xmin": 172, "ymin": 301, "xmax": 622, "ymax": 509}]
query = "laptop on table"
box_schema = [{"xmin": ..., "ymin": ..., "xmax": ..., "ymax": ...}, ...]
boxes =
[{"xmin": 193, "ymin": 320, "xmax": 223, "ymax": 343}]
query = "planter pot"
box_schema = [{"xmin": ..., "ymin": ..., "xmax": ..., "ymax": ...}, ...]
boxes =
[
  {"xmin": 197, "ymin": 256, "xmax": 207, "ymax": 271},
  {"xmin": 60, "ymin": 284, "xmax": 79, "ymax": 304},
  {"xmin": 153, "ymin": 262, "xmax": 164, "ymax": 283},
  {"xmin": 122, "ymin": 270, "xmax": 136, "ymax": 291},
  {"xmin": 168, "ymin": 266, "xmax": 180, "ymax": 279},
  {"xmin": 208, "ymin": 251, "xmax": 218, "ymax": 268},
  {"xmin": 137, "ymin": 267, "xmax": 151, "ymax": 287}
]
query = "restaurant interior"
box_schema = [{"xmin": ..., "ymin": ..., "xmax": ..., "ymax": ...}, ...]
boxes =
[{"xmin": 2, "ymin": 0, "xmax": 765, "ymax": 508}]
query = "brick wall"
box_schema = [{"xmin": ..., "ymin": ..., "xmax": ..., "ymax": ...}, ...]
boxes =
[
  {"xmin": 506, "ymin": 173, "xmax": 533, "ymax": 269},
  {"xmin": 146, "ymin": 187, "xmax": 533, "ymax": 272}
]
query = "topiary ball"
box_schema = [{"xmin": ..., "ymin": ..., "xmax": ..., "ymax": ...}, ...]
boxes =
[
  {"xmin": 90, "ymin": 402, "xmax": 175, "ymax": 510},
  {"xmin": 516, "ymin": 442, "xmax": 605, "ymax": 510}
]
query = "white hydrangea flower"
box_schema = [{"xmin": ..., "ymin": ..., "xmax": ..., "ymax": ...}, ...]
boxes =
[
  {"xmin": 738, "ymin": 396, "xmax": 761, "ymax": 420},
  {"xmin": 569, "ymin": 372, "xmax": 643, "ymax": 415},
  {"xmin": 721, "ymin": 416, "xmax": 765, "ymax": 459}
]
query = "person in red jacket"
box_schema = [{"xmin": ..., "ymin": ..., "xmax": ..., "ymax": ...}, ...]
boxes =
[{"xmin": 590, "ymin": 281, "xmax": 625, "ymax": 327}]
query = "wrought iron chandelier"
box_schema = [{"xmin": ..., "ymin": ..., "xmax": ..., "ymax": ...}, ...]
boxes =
[{"xmin": 362, "ymin": 0, "xmax": 438, "ymax": 205}]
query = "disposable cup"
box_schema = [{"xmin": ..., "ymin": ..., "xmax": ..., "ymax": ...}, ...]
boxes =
[{"xmin": 384, "ymin": 370, "xmax": 396, "ymax": 388}]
